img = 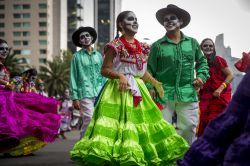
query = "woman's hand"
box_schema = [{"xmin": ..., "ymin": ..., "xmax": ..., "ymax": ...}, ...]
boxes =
[
  {"xmin": 118, "ymin": 74, "xmax": 128, "ymax": 91},
  {"xmin": 5, "ymin": 82, "xmax": 15, "ymax": 90},
  {"xmin": 213, "ymin": 85, "xmax": 224, "ymax": 97},
  {"xmin": 154, "ymin": 81, "xmax": 164, "ymax": 99}
]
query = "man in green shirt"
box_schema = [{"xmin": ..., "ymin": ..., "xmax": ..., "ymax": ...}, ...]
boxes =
[
  {"xmin": 148, "ymin": 4, "xmax": 209, "ymax": 144},
  {"xmin": 70, "ymin": 26, "xmax": 106, "ymax": 138}
]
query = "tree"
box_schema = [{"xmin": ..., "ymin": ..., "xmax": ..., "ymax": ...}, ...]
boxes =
[
  {"xmin": 3, "ymin": 50, "xmax": 24, "ymax": 75},
  {"xmin": 38, "ymin": 50, "xmax": 73, "ymax": 97}
]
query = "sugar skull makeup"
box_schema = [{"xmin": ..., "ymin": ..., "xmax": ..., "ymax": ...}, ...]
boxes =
[
  {"xmin": 122, "ymin": 12, "xmax": 138, "ymax": 34},
  {"xmin": 163, "ymin": 14, "xmax": 182, "ymax": 32},
  {"xmin": 201, "ymin": 40, "xmax": 215, "ymax": 55},
  {"xmin": 0, "ymin": 43, "xmax": 9, "ymax": 60},
  {"xmin": 79, "ymin": 31, "xmax": 93, "ymax": 46}
]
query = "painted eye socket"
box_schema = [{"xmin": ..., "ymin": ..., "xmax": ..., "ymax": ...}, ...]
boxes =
[
  {"xmin": 164, "ymin": 15, "xmax": 178, "ymax": 22},
  {"xmin": 80, "ymin": 34, "xmax": 90, "ymax": 39},
  {"xmin": 202, "ymin": 44, "xmax": 213, "ymax": 48},
  {"xmin": 127, "ymin": 16, "xmax": 137, "ymax": 21},
  {"xmin": 0, "ymin": 47, "xmax": 9, "ymax": 51}
]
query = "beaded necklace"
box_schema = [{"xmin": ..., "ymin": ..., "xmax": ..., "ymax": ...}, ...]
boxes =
[{"xmin": 119, "ymin": 36, "xmax": 142, "ymax": 55}]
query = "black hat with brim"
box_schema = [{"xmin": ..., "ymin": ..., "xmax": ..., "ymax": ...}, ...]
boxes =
[
  {"xmin": 72, "ymin": 26, "xmax": 97, "ymax": 47},
  {"xmin": 156, "ymin": 4, "xmax": 191, "ymax": 29}
]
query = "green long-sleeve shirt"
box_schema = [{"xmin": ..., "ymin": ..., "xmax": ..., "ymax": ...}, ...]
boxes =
[
  {"xmin": 147, "ymin": 33, "xmax": 209, "ymax": 103},
  {"xmin": 69, "ymin": 48, "xmax": 106, "ymax": 100}
]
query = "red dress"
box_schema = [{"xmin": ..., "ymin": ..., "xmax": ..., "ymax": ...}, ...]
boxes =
[{"xmin": 197, "ymin": 56, "xmax": 232, "ymax": 137}]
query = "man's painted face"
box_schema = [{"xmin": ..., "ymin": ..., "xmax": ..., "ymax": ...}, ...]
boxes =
[
  {"xmin": 121, "ymin": 12, "xmax": 138, "ymax": 34},
  {"xmin": 0, "ymin": 43, "xmax": 9, "ymax": 60},
  {"xmin": 163, "ymin": 14, "xmax": 182, "ymax": 32},
  {"xmin": 201, "ymin": 40, "xmax": 215, "ymax": 55},
  {"xmin": 79, "ymin": 31, "xmax": 93, "ymax": 46}
]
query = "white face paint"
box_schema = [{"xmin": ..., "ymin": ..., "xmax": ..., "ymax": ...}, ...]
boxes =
[
  {"xmin": 79, "ymin": 31, "xmax": 93, "ymax": 46},
  {"xmin": 0, "ymin": 43, "xmax": 9, "ymax": 60},
  {"xmin": 201, "ymin": 40, "xmax": 214, "ymax": 55},
  {"xmin": 64, "ymin": 89, "xmax": 70, "ymax": 98},
  {"xmin": 122, "ymin": 12, "xmax": 138, "ymax": 34},
  {"xmin": 163, "ymin": 14, "xmax": 182, "ymax": 32}
]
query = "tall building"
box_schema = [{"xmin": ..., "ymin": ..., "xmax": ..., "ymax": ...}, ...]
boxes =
[
  {"xmin": 215, "ymin": 33, "xmax": 243, "ymax": 93},
  {"xmin": 74, "ymin": 0, "xmax": 121, "ymax": 51},
  {"xmin": 0, "ymin": 0, "xmax": 67, "ymax": 70}
]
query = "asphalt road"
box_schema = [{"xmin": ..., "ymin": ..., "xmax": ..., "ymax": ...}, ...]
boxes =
[{"xmin": 0, "ymin": 130, "xmax": 80, "ymax": 166}]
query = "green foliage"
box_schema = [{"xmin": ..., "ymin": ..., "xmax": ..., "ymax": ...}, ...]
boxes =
[
  {"xmin": 38, "ymin": 50, "xmax": 73, "ymax": 97},
  {"xmin": 3, "ymin": 50, "xmax": 24, "ymax": 75}
]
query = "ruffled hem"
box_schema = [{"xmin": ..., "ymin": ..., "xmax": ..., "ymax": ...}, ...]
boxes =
[
  {"xmin": 71, "ymin": 78, "xmax": 189, "ymax": 165},
  {"xmin": 3, "ymin": 136, "xmax": 46, "ymax": 156}
]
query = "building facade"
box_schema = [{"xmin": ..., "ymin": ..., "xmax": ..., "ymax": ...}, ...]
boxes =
[
  {"xmin": 215, "ymin": 33, "xmax": 243, "ymax": 93},
  {"xmin": 0, "ymin": 0, "xmax": 67, "ymax": 70},
  {"xmin": 0, "ymin": 0, "xmax": 122, "ymax": 70}
]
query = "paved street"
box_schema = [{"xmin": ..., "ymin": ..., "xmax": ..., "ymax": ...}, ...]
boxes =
[{"xmin": 0, "ymin": 130, "xmax": 80, "ymax": 166}]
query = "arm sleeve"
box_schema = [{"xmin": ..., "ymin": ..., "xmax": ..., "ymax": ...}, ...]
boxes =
[
  {"xmin": 216, "ymin": 56, "xmax": 228, "ymax": 68},
  {"xmin": 69, "ymin": 54, "xmax": 79, "ymax": 100},
  {"xmin": 146, "ymin": 43, "xmax": 159, "ymax": 90},
  {"xmin": 194, "ymin": 39, "xmax": 210, "ymax": 83}
]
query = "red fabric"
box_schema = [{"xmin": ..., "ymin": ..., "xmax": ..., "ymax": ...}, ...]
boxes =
[
  {"xmin": 133, "ymin": 96, "xmax": 142, "ymax": 107},
  {"xmin": 155, "ymin": 102, "xmax": 163, "ymax": 111},
  {"xmin": 234, "ymin": 52, "xmax": 250, "ymax": 72},
  {"xmin": 197, "ymin": 56, "xmax": 231, "ymax": 137},
  {"xmin": 119, "ymin": 36, "xmax": 142, "ymax": 55}
]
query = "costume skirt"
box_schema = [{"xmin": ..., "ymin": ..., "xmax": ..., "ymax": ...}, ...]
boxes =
[
  {"xmin": 0, "ymin": 87, "xmax": 61, "ymax": 155},
  {"xmin": 70, "ymin": 78, "xmax": 189, "ymax": 166},
  {"xmin": 197, "ymin": 92, "xmax": 231, "ymax": 137}
]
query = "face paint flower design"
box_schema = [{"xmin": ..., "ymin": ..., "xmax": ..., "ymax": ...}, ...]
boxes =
[
  {"xmin": 122, "ymin": 12, "xmax": 138, "ymax": 34},
  {"xmin": 163, "ymin": 14, "xmax": 182, "ymax": 32},
  {"xmin": 0, "ymin": 43, "xmax": 9, "ymax": 60},
  {"xmin": 79, "ymin": 32, "xmax": 93, "ymax": 46},
  {"xmin": 201, "ymin": 40, "xmax": 215, "ymax": 55}
]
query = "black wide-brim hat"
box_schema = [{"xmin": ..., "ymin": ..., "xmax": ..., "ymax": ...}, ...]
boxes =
[
  {"xmin": 72, "ymin": 26, "xmax": 97, "ymax": 47},
  {"xmin": 156, "ymin": 4, "xmax": 191, "ymax": 29}
]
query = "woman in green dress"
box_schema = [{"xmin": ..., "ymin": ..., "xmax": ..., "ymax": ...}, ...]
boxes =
[{"xmin": 70, "ymin": 11, "xmax": 189, "ymax": 166}]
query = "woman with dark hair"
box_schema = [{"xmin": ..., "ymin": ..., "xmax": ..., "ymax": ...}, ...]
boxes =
[
  {"xmin": 70, "ymin": 11, "xmax": 189, "ymax": 165},
  {"xmin": 197, "ymin": 38, "xmax": 234, "ymax": 137},
  {"xmin": 0, "ymin": 39, "xmax": 60, "ymax": 156}
]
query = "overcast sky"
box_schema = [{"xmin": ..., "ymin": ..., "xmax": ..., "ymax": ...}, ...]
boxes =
[{"xmin": 121, "ymin": 0, "xmax": 250, "ymax": 58}]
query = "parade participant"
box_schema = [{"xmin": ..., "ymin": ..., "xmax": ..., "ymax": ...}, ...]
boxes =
[
  {"xmin": 0, "ymin": 39, "xmax": 61, "ymax": 156},
  {"xmin": 70, "ymin": 11, "xmax": 189, "ymax": 166},
  {"xmin": 36, "ymin": 79, "xmax": 48, "ymax": 96},
  {"xmin": 177, "ymin": 52, "xmax": 250, "ymax": 166},
  {"xmin": 0, "ymin": 39, "xmax": 14, "ymax": 90},
  {"xmin": 70, "ymin": 26, "xmax": 106, "ymax": 138},
  {"xmin": 147, "ymin": 4, "xmax": 209, "ymax": 144},
  {"xmin": 197, "ymin": 38, "xmax": 234, "ymax": 137},
  {"xmin": 59, "ymin": 89, "xmax": 73, "ymax": 139},
  {"xmin": 20, "ymin": 68, "xmax": 37, "ymax": 93}
]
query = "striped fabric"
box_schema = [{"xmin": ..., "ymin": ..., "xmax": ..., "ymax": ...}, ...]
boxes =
[{"xmin": 70, "ymin": 78, "xmax": 189, "ymax": 166}]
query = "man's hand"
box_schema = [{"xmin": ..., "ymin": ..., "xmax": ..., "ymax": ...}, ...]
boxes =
[
  {"xmin": 149, "ymin": 89, "xmax": 156, "ymax": 99},
  {"xmin": 193, "ymin": 77, "xmax": 203, "ymax": 89},
  {"xmin": 73, "ymin": 100, "xmax": 80, "ymax": 110}
]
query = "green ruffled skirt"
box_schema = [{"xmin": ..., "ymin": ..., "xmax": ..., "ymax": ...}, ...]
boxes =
[{"xmin": 70, "ymin": 78, "xmax": 189, "ymax": 166}]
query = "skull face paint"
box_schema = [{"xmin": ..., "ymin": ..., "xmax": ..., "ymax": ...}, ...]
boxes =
[
  {"xmin": 122, "ymin": 12, "xmax": 138, "ymax": 34},
  {"xmin": 0, "ymin": 43, "xmax": 9, "ymax": 60},
  {"xmin": 201, "ymin": 40, "xmax": 215, "ymax": 56},
  {"xmin": 29, "ymin": 75, "xmax": 37, "ymax": 82},
  {"xmin": 163, "ymin": 14, "xmax": 182, "ymax": 32},
  {"xmin": 79, "ymin": 31, "xmax": 93, "ymax": 46}
]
